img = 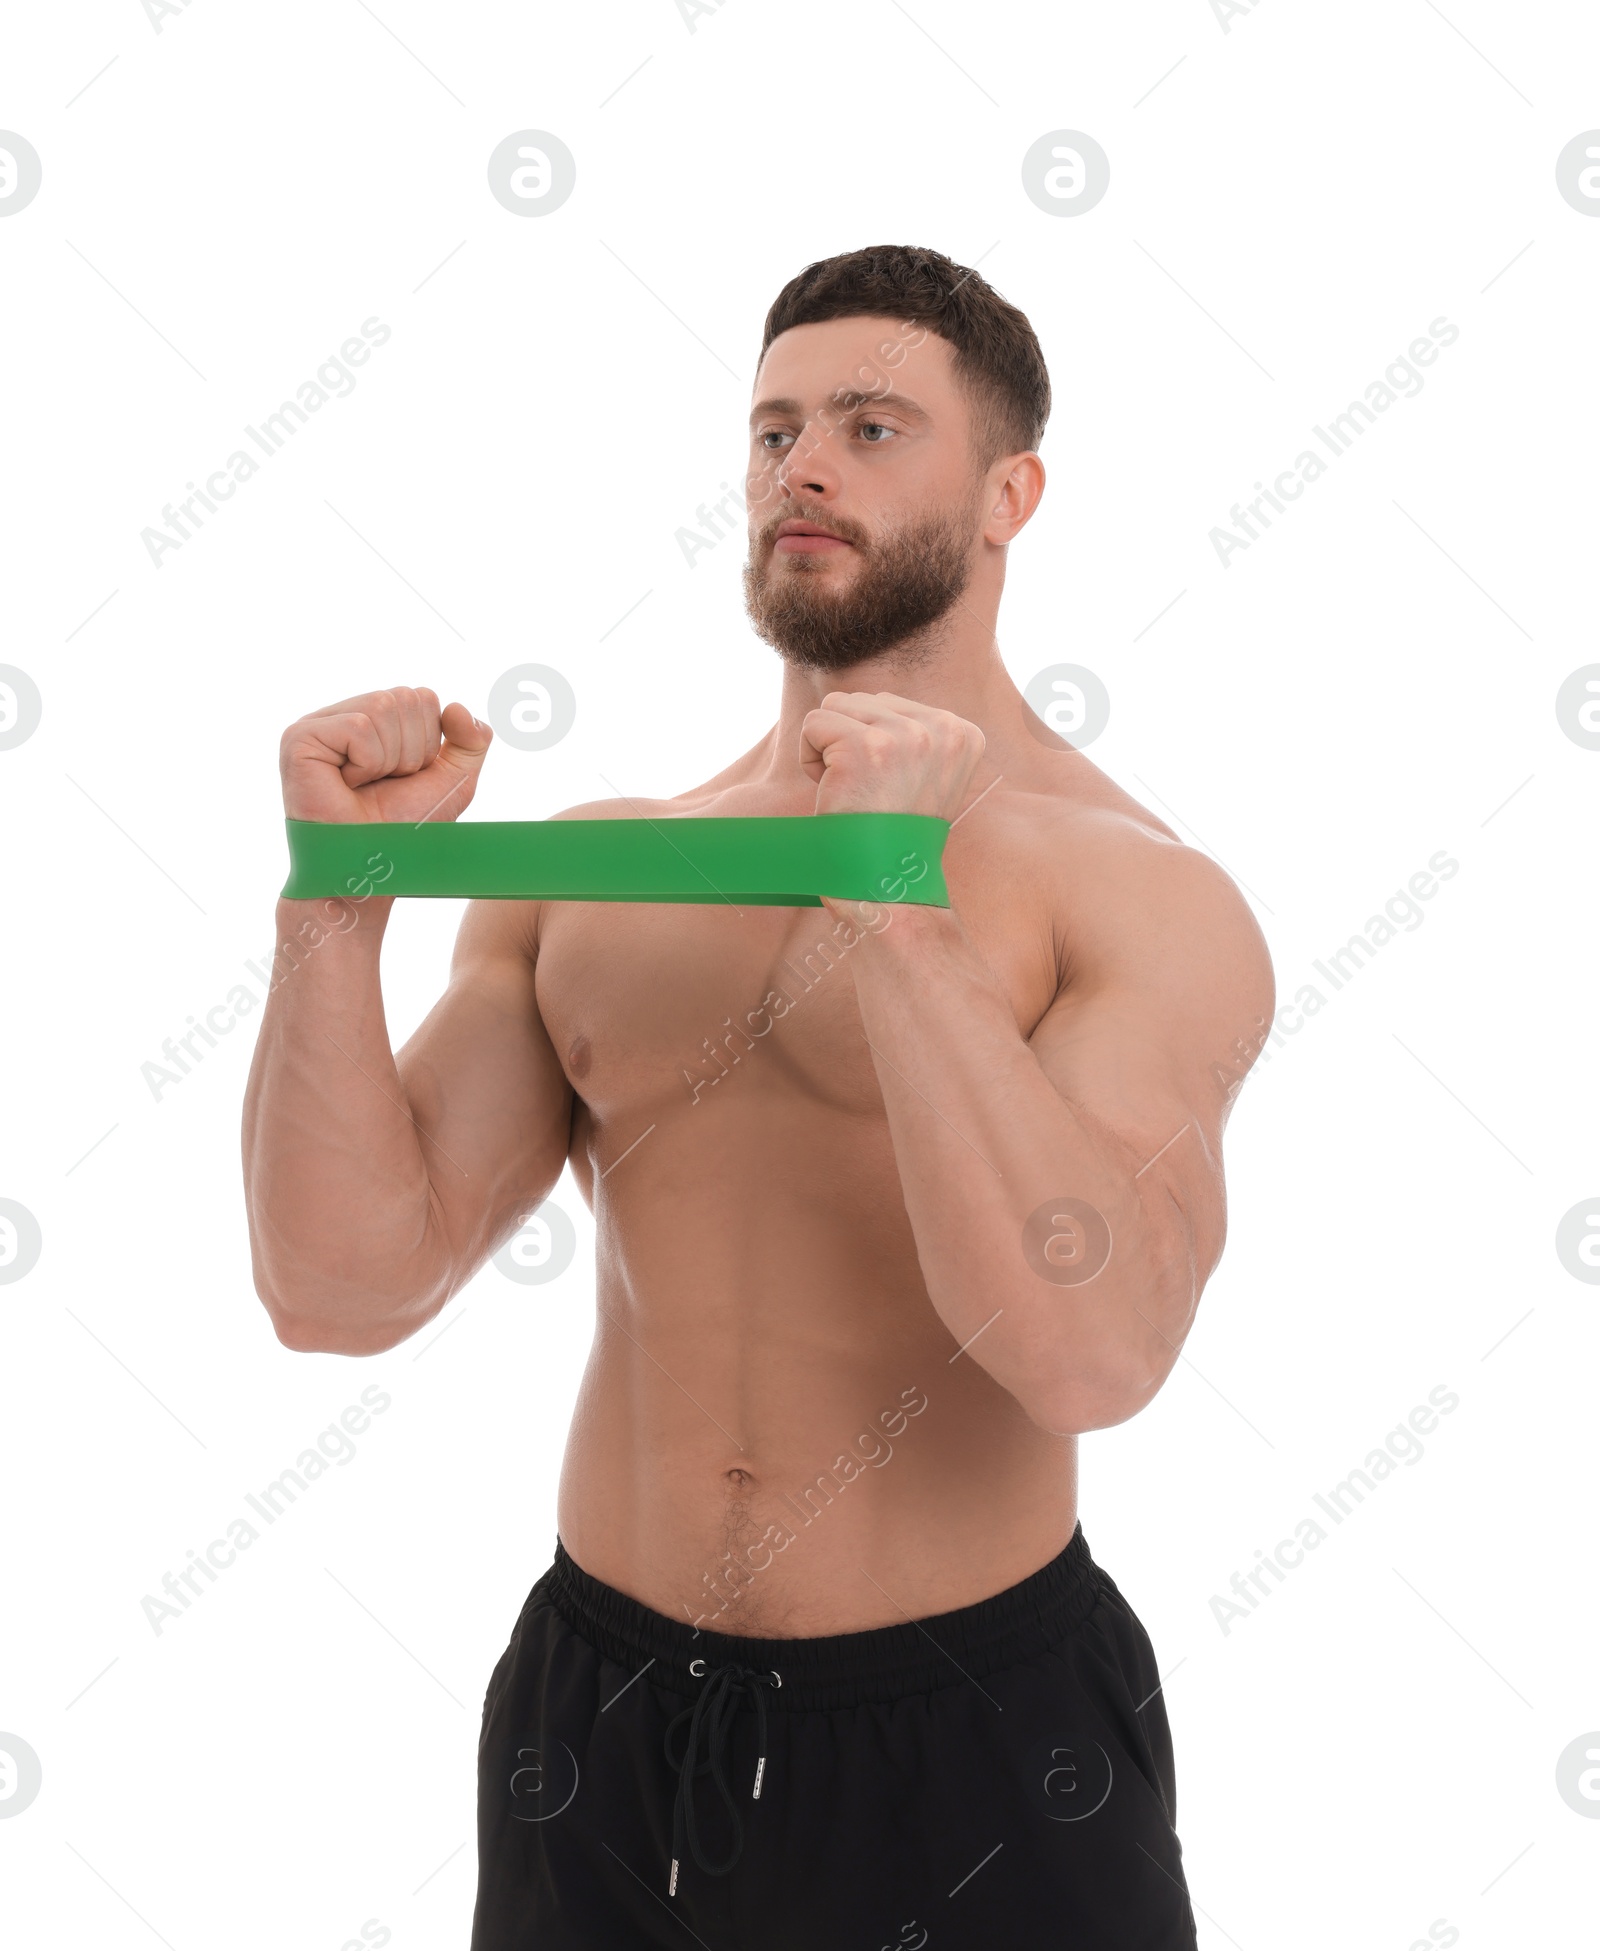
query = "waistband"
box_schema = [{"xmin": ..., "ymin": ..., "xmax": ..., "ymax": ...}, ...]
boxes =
[{"xmin": 540, "ymin": 1521, "xmax": 1106, "ymax": 1713}]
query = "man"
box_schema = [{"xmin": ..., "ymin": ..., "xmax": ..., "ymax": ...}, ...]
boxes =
[{"xmin": 244, "ymin": 243, "xmax": 1272, "ymax": 1947}]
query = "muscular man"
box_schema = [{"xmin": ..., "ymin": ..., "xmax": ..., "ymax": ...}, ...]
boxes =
[{"xmin": 244, "ymin": 244, "xmax": 1272, "ymax": 1948}]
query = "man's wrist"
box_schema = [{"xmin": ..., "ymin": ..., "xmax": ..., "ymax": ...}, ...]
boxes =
[
  {"xmin": 273, "ymin": 893, "xmax": 393, "ymax": 964},
  {"xmin": 834, "ymin": 895, "xmax": 963, "ymax": 963}
]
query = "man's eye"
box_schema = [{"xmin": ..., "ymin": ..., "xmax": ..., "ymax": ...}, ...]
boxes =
[
  {"xmin": 859, "ymin": 421, "xmax": 896, "ymax": 443},
  {"xmin": 758, "ymin": 430, "xmax": 793, "ymax": 451}
]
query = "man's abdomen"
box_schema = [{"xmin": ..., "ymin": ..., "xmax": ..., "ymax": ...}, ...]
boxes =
[{"xmin": 555, "ymin": 1255, "xmax": 1079, "ymax": 1639}]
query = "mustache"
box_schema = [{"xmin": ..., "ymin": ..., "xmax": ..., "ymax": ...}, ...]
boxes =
[{"xmin": 758, "ymin": 507, "xmax": 868, "ymax": 549}]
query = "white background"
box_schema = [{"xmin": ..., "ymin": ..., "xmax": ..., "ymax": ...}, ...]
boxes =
[{"xmin": 2, "ymin": 1, "xmax": 1597, "ymax": 1946}]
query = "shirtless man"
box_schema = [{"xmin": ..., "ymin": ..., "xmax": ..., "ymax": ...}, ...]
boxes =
[{"xmin": 243, "ymin": 244, "xmax": 1272, "ymax": 1948}]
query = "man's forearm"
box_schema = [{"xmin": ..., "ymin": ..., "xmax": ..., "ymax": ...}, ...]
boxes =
[
  {"xmin": 840, "ymin": 901, "xmax": 1198, "ymax": 1433},
  {"xmin": 242, "ymin": 895, "xmax": 451, "ymax": 1350}
]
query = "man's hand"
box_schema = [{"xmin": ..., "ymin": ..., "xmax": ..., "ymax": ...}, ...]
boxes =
[
  {"xmin": 280, "ymin": 686, "xmax": 492, "ymax": 825},
  {"xmin": 799, "ymin": 691, "xmax": 985, "ymax": 819}
]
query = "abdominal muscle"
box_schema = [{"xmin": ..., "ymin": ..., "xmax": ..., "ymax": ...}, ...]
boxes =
[{"xmin": 553, "ymin": 1116, "xmax": 1079, "ymax": 1639}]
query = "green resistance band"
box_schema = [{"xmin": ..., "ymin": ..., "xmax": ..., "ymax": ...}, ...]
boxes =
[{"xmin": 281, "ymin": 813, "xmax": 951, "ymax": 909}]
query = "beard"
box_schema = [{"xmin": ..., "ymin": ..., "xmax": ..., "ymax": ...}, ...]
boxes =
[{"xmin": 741, "ymin": 489, "xmax": 982, "ymax": 672}]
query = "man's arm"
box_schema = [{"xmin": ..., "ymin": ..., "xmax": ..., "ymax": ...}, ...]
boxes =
[
  {"xmin": 841, "ymin": 817, "xmax": 1272, "ymax": 1433},
  {"xmin": 801, "ymin": 690, "xmax": 1274, "ymax": 1436},
  {"xmin": 242, "ymin": 686, "xmax": 573, "ymax": 1355}
]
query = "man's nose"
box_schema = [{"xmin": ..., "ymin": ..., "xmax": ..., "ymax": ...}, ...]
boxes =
[{"xmin": 775, "ymin": 418, "xmax": 842, "ymax": 502}]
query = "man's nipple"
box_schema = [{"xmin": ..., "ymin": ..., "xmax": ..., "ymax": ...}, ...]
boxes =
[{"xmin": 568, "ymin": 1035, "xmax": 593, "ymax": 1080}]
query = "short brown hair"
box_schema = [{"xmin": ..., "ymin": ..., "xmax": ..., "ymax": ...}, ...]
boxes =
[{"xmin": 759, "ymin": 244, "xmax": 1051, "ymax": 474}]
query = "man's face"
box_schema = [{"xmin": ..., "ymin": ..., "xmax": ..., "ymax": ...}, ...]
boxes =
[{"xmin": 742, "ymin": 316, "xmax": 992, "ymax": 671}]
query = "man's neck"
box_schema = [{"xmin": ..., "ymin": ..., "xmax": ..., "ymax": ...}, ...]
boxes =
[{"xmin": 760, "ymin": 626, "xmax": 1035, "ymax": 797}]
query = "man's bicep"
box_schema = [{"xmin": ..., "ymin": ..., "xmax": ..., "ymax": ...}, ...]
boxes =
[
  {"xmin": 1027, "ymin": 838, "xmax": 1274, "ymax": 1282},
  {"xmin": 396, "ymin": 899, "xmax": 574, "ymax": 1278}
]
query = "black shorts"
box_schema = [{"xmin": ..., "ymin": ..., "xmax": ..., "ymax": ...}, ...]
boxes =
[{"xmin": 471, "ymin": 1522, "xmax": 1199, "ymax": 1948}]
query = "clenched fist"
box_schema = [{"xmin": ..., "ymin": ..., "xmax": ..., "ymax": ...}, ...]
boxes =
[
  {"xmin": 280, "ymin": 686, "xmax": 492, "ymax": 825},
  {"xmin": 800, "ymin": 691, "xmax": 985, "ymax": 820}
]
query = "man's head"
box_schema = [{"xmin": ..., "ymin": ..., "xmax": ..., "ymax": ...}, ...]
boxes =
[{"xmin": 742, "ymin": 244, "xmax": 1050, "ymax": 672}]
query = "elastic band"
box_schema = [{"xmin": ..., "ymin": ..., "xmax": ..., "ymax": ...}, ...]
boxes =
[{"xmin": 281, "ymin": 813, "xmax": 950, "ymax": 909}]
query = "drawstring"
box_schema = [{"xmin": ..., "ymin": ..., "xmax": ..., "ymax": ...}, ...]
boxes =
[{"xmin": 663, "ymin": 1659, "xmax": 781, "ymax": 1894}]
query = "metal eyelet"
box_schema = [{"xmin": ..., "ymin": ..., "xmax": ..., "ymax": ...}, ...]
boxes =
[
  {"xmin": 769, "ymin": 1670, "xmax": 782, "ymax": 1687},
  {"xmin": 689, "ymin": 1658, "xmax": 706, "ymax": 1677}
]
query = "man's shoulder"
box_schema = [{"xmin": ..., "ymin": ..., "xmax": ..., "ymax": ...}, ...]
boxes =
[
  {"xmin": 972, "ymin": 768, "xmax": 1272, "ymax": 1002},
  {"xmin": 543, "ymin": 794, "xmax": 695, "ymax": 823},
  {"xmin": 542, "ymin": 778, "xmax": 773, "ymax": 825},
  {"xmin": 967, "ymin": 760, "xmax": 1188, "ymax": 893},
  {"xmin": 542, "ymin": 729, "xmax": 780, "ymax": 825}
]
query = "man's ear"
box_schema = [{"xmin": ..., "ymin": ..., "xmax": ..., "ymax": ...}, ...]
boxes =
[{"xmin": 988, "ymin": 452, "xmax": 1045, "ymax": 543}]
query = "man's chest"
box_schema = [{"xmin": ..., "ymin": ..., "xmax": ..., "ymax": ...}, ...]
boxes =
[{"xmin": 533, "ymin": 890, "xmax": 1060, "ymax": 1125}]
